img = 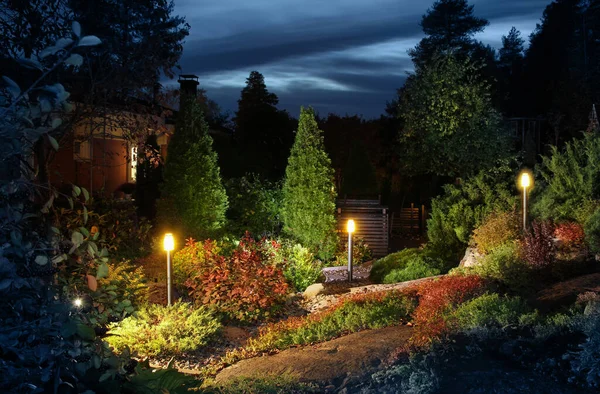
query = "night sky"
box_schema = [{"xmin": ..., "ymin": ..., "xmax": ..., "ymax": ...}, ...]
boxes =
[{"xmin": 170, "ymin": 0, "xmax": 550, "ymax": 119}]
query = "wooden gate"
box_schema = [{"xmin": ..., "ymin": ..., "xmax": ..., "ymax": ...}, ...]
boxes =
[
  {"xmin": 336, "ymin": 199, "xmax": 389, "ymax": 258},
  {"xmin": 390, "ymin": 203, "xmax": 427, "ymax": 237}
]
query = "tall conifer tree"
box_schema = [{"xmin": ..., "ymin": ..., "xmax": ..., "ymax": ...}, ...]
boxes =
[
  {"xmin": 281, "ymin": 107, "xmax": 337, "ymax": 260},
  {"xmin": 158, "ymin": 97, "xmax": 228, "ymax": 238}
]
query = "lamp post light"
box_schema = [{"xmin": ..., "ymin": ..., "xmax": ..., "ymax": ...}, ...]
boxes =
[
  {"xmin": 163, "ymin": 233, "xmax": 175, "ymax": 306},
  {"xmin": 519, "ymin": 171, "xmax": 532, "ymax": 232},
  {"xmin": 347, "ymin": 219, "xmax": 355, "ymax": 282}
]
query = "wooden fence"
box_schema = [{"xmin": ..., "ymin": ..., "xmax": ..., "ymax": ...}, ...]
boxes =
[
  {"xmin": 336, "ymin": 199, "xmax": 389, "ymax": 258},
  {"xmin": 390, "ymin": 203, "xmax": 427, "ymax": 237}
]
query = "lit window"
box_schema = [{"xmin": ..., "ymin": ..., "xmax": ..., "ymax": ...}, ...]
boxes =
[{"xmin": 130, "ymin": 146, "xmax": 137, "ymax": 182}]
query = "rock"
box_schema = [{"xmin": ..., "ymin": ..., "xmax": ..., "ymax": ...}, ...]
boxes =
[
  {"xmin": 459, "ymin": 247, "xmax": 483, "ymax": 268},
  {"xmin": 303, "ymin": 283, "xmax": 325, "ymax": 298}
]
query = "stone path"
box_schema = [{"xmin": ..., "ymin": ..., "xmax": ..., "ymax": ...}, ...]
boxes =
[{"xmin": 214, "ymin": 324, "xmax": 413, "ymax": 390}]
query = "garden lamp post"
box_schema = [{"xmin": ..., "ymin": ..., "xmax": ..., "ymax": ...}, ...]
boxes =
[
  {"xmin": 520, "ymin": 171, "xmax": 531, "ymax": 232},
  {"xmin": 347, "ymin": 219, "xmax": 355, "ymax": 282},
  {"xmin": 163, "ymin": 233, "xmax": 175, "ymax": 306}
]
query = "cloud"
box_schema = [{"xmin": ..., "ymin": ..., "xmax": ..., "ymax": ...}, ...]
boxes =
[{"xmin": 168, "ymin": 0, "xmax": 550, "ymax": 118}]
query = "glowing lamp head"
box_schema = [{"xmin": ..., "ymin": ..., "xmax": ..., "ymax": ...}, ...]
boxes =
[
  {"xmin": 74, "ymin": 298, "xmax": 82, "ymax": 308},
  {"xmin": 347, "ymin": 219, "xmax": 355, "ymax": 234},
  {"xmin": 163, "ymin": 233, "xmax": 174, "ymax": 252},
  {"xmin": 520, "ymin": 172, "xmax": 531, "ymax": 188}
]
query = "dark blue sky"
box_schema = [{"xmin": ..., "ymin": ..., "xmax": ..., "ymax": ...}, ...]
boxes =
[{"xmin": 168, "ymin": 0, "xmax": 550, "ymax": 119}]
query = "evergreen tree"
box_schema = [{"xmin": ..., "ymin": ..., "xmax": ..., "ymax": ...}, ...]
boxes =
[
  {"xmin": 409, "ymin": 0, "xmax": 488, "ymax": 68},
  {"xmin": 233, "ymin": 71, "xmax": 295, "ymax": 180},
  {"xmin": 281, "ymin": 107, "xmax": 338, "ymax": 260},
  {"xmin": 158, "ymin": 97, "xmax": 228, "ymax": 238},
  {"xmin": 497, "ymin": 27, "xmax": 525, "ymax": 115}
]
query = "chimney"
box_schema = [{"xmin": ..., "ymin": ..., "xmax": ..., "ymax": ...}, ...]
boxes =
[{"xmin": 177, "ymin": 74, "xmax": 199, "ymax": 107}]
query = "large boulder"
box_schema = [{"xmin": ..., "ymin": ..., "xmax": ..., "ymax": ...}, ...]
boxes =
[{"xmin": 459, "ymin": 247, "xmax": 483, "ymax": 268}]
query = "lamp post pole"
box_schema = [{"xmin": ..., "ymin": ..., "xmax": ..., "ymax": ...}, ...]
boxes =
[
  {"xmin": 348, "ymin": 230, "xmax": 353, "ymax": 282},
  {"xmin": 523, "ymin": 185, "xmax": 527, "ymax": 232},
  {"xmin": 347, "ymin": 219, "xmax": 355, "ymax": 283},
  {"xmin": 167, "ymin": 249, "xmax": 172, "ymax": 306}
]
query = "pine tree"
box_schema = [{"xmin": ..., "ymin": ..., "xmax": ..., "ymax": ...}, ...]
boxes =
[
  {"xmin": 281, "ymin": 107, "xmax": 338, "ymax": 260},
  {"xmin": 158, "ymin": 97, "xmax": 228, "ymax": 239}
]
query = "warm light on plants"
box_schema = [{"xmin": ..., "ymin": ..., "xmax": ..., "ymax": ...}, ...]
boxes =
[
  {"xmin": 73, "ymin": 298, "xmax": 83, "ymax": 308},
  {"xmin": 163, "ymin": 233, "xmax": 175, "ymax": 251},
  {"xmin": 347, "ymin": 219, "xmax": 355, "ymax": 233}
]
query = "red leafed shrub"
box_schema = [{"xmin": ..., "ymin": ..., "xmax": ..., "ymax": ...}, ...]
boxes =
[
  {"xmin": 411, "ymin": 275, "xmax": 486, "ymax": 347},
  {"xmin": 185, "ymin": 233, "xmax": 289, "ymax": 323},
  {"xmin": 554, "ymin": 222, "xmax": 585, "ymax": 249},
  {"xmin": 521, "ymin": 220, "xmax": 556, "ymax": 269}
]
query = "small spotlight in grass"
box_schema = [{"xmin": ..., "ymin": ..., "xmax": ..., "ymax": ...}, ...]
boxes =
[{"xmin": 73, "ymin": 298, "xmax": 83, "ymax": 308}]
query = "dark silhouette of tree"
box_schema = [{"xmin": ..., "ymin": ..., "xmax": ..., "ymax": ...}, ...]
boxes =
[
  {"xmin": 523, "ymin": 0, "xmax": 595, "ymax": 144},
  {"xmin": 68, "ymin": 0, "xmax": 189, "ymax": 98},
  {"xmin": 409, "ymin": 0, "xmax": 488, "ymax": 68},
  {"xmin": 134, "ymin": 134, "xmax": 162, "ymax": 219},
  {"xmin": 233, "ymin": 71, "xmax": 295, "ymax": 180},
  {"xmin": 341, "ymin": 140, "xmax": 379, "ymax": 197},
  {"xmin": 497, "ymin": 27, "xmax": 525, "ymax": 116}
]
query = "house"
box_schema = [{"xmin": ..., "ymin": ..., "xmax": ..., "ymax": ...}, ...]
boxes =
[{"xmin": 49, "ymin": 75, "xmax": 204, "ymax": 197}]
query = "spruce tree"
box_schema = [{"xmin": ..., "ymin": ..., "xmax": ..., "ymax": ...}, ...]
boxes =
[
  {"xmin": 158, "ymin": 97, "xmax": 228, "ymax": 239},
  {"xmin": 281, "ymin": 107, "xmax": 338, "ymax": 260}
]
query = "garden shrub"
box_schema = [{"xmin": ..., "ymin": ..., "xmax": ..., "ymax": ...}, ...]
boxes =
[
  {"xmin": 371, "ymin": 247, "xmax": 450, "ymax": 284},
  {"xmin": 172, "ymin": 238, "xmax": 218, "ymax": 288},
  {"xmin": 471, "ymin": 211, "xmax": 520, "ymax": 254},
  {"xmin": 90, "ymin": 261, "xmax": 149, "ymax": 325},
  {"xmin": 334, "ymin": 236, "xmax": 373, "ymax": 267},
  {"xmin": 521, "ymin": 220, "xmax": 556, "ymax": 269},
  {"xmin": 225, "ymin": 175, "xmax": 282, "ymax": 236},
  {"xmin": 280, "ymin": 242, "xmax": 323, "ymax": 292},
  {"xmin": 584, "ymin": 208, "xmax": 600, "ymax": 254},
  {"xmin": 533, "ymin": 132, "xmax": 600, "ymax": 223},
  {"xmin": 427, "ymin": 169, "xmax": 518, "ymax": 254},
  {"xmin": 281, "ymin": 107, "xmax": 338, "ymax": 261},
  {"xmin": 412, "ymin": 275, "xmax": 486, "ymax": 346},
  {"xmin": 106, "ymin": 302, "xmax": 220, "ymax": 357},
  {"xmin": 452, "ymin": 293, "xmax": 531, "ymax": 330},
  {"xmin": 555, "ymin": 222, "xmax": 586, "ymax": 250},
  {"xmin": 185, "ymin": 233, "xmax": 289, "ymax": 323},
  {"xmin": 473, "ymin": 242, "xmax": 531, "ymax": 291},
  {"xmin": 569, "ymin": 294, "xmax": 600, "ymax": 389}
]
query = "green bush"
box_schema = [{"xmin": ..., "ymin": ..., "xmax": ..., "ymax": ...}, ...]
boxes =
[
  {"xmin": 533, "ymin": 132, "xmax": 600, "ymax": 223},
  {"xmin": 106, "ymin": 302, "xmax": 221, "ymax": 357},
  {"xmin": 452, "ymin": 293, "xmax": 532, "ymax": 330},
  {"xmin": 383, "ymin": 259, "xmax": 441, "ymax": 284},
  {"xmin": 428, "ymin": 170, "xmax": 518, "ymax": 253},
  {"xmin": 172, "ymin": 238, "xmax": 217, "ymax": 288},
  {"xmin": 473, "ymin": 242, "xmax": 531, "ymax": 291},
  {"xmin": 334, "ymin": 236, "xmax": 373, "ymax": 267},
  {"xmin": 371, "ymin": 247, "xmax": 450, "ymax": 284},
  {"xmin": 90, "ymin": 261, "xmax": 149, "ymax": 325},
  {"xmin": 584, "ymin": 208, "xmax": 600, "ymax": 254},
  {"xmin": 225, "ymin": 175, "xmax": 282, "ymax": 236},
  {"xmin": 281, "ymin": 242, "xmax": 323, "ymax": 292},
  {"xmin": 471, "ymin": 211, "xmax": 520, "ymax": 254},
  {"xmin": 281, "ymin": 107, "xmax": 338, "ymax": 261}
]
